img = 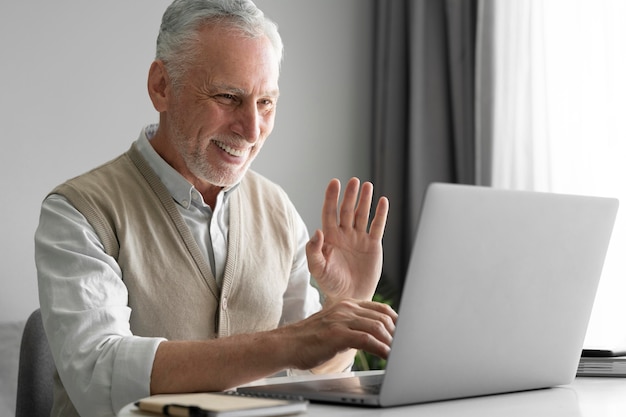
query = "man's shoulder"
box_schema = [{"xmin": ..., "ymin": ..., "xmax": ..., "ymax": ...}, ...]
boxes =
[
  {"xmin": 57, "ymin": 152, "xmax": 133, "ymax": 189},
  {"xmin": 50, "ymin": 147, "xmax": 147, "ymax": 204}
]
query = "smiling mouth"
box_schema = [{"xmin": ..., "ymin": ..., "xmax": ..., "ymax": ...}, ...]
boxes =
[{"xmin": 214, "ymin": 140, "xmax": 248, "ymax": 157}]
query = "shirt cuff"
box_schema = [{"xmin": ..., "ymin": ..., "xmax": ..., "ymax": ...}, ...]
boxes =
[{"xmin": 111, "ymin": 336, "xmax": 166, "ymax": 413}]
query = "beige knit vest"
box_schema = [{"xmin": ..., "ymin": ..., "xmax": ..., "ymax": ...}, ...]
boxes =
[{"xmin": 53, "ymin": 143, "xmax": 298, "ymax": 340}]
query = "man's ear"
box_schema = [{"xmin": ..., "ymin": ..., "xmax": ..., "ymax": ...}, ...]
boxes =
[{"xmin": 147, "ymin": 60, "xmax": 170, "ymax": 112}]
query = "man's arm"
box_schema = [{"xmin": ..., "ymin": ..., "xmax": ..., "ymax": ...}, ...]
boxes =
[
  {"xmin": 35, "ymin": 195, "xmax": 165, "ymax": 416},
  {"xmin": 150, "ymin": 298, "xmax": 396, "ymax": 393}
]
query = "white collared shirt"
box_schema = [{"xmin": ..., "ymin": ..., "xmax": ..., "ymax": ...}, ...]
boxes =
[
  {"xmin": 136, "ymin": 125, "xmax": 234, "ymax": 285},
  {"xmin": 35, "ymin": 125, "xmax": 321, "ymax": 417}
]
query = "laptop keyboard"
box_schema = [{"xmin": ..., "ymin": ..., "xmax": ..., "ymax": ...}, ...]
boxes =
[{"xmin": 321, "ymin": 373, "xmax": 383, "ymax": 395}]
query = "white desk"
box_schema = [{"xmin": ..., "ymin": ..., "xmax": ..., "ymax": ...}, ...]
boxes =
[{"xmin": 118, "ymin": 377, "xmax": 626, "ymax": 417}]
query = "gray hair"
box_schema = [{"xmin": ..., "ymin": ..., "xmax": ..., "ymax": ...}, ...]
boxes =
[{"xmin": 156, "ymin": 0, "xmax": 283, "ymax": 87}]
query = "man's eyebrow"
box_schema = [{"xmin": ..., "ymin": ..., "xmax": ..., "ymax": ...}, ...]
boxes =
[
  {"xmin": 209, "ymin": 83, "xmax": 245, "ymax": 95},
  {"xmin": 266, "ymin": 88, "xmax": 280, "ymax": 98},
  {"xmin": 212, "ymin": 83, "xmax": 279, "ymax": 98}
]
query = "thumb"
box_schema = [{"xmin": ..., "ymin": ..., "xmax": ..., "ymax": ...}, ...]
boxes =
[{"xmin": 306, "ymin": 229, "xmax": 325, "ymax": 277}]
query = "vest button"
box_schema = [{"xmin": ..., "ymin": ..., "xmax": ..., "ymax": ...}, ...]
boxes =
[{"xmin": 221, "ymin": 297, "xmax": 228, "ymax": 311}]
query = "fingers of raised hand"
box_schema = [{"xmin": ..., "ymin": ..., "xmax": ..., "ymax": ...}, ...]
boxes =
[
  {"xmin": 323, "ymin": 177, "xmax": 388, "ymax": 239},
  {"xmin": 322, "ymin": 178, "xmax": 341, "ymax": 231},
  {"xmin": 338, "ymin": 177, "xmax": 361, "ymax": 229},
  {"xmin": 353, "ymin": 181, "xmax": 373, "ymax": 232},
  {"xmin": 369, "ymin": 196, "xmax": 389, "ymax": 241}
]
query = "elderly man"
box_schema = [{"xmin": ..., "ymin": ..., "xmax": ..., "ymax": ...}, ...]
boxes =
[{"xmin": 35, "ymin": 1, "xmax": 395, "ymax": 416}]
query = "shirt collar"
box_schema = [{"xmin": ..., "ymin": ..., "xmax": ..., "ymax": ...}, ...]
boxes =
[{"xmin": 135, "ymin": 124, "xmax": 239, "ymax": 210}]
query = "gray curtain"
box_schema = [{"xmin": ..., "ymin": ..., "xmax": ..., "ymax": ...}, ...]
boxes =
[{"xmin": 371, "ymin": 0, "xmax": 479, "ymax": 303}]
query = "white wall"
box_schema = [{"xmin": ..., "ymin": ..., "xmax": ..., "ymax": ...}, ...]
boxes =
[{"xmin": 0, "ymin": 1, "xmax": 374, "ymax": 322}]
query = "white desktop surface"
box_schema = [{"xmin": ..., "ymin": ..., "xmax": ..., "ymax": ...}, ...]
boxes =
[{"xmin": 118, "ymin": 376, "xmax": 626, "ymax": 417}]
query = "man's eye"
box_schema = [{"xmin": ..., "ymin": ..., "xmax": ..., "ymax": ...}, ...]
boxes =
[
  {"xmin": 258, "ymin": 99, "xmax": 275, "ymax": 110},
  {"xmin": 215, "ymin": 94, "xmax": 237, "ymax": 104}
]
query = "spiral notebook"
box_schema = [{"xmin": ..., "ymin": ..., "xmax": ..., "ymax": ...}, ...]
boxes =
[{"xmin": 134, "ymin": 392, "xmax": 307, "ymax": 417}]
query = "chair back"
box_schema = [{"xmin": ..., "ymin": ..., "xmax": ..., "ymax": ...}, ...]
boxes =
[{"xmin": 16, "ymin": 308, "xmax": 55, "ymax": 417}]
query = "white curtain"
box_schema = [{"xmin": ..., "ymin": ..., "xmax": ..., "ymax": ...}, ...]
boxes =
[{"xmin": 478, "ymin": 0, "xmax": 626, "ymax": 348}]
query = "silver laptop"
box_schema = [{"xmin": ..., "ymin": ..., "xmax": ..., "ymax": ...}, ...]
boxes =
[{"xmin": 239, "ymin": 183, "xmax": 618, "ymax": 407}]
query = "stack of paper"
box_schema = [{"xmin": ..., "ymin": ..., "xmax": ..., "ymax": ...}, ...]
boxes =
[{"xmin": 578, "ymin": 356, "xmax": 626, "ymax": 377}]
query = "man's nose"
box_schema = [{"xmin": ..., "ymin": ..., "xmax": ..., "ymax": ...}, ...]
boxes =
[{"xmin": 231, "ymin": 102, "xmax": 261, "ymax": 142}]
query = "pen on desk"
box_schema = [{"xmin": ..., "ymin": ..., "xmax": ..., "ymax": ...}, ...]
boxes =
[
  {"xmin": 162, "ymin": 404, "xmax": 206, "ymax": 417},
  {"xmin": 134, "ymin": 397, "xmax": 208, "ymax": 417}
]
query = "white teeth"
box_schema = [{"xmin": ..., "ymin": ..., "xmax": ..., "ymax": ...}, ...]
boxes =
[{"xmin": 215, "ymin": 141, "xmax": 246, "ymax": 157}]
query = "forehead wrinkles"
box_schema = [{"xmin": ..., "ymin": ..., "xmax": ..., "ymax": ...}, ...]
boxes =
[
  {"xmin": 177, "ymin": 30, "xmax": 279, "ymax": 100},
  {"xmin": 192, "ymin": 67, "xmax": 279, "ymax": 99}
]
